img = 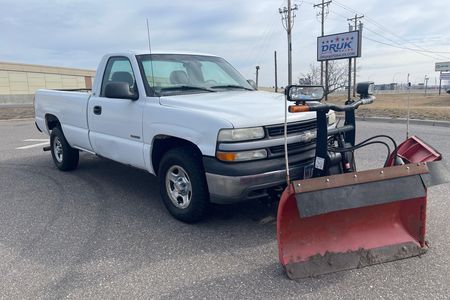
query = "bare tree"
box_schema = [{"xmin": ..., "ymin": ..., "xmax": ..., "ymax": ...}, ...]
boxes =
[{"xmin": 299, "ymin": 61, "xmax": 350, "ymax": 96}]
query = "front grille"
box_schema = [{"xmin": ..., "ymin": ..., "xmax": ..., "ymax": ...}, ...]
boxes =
[
  {"xmin": 269, "ymin": 140, "xmax": 316, "ymax": 156},
  {"xmin": 266, "ymin": 120, "xmax": 317, "ymax": 137}
]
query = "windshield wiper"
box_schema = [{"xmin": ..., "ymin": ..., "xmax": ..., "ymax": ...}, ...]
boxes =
[
  {"xmin": 210, "ymin": 85, "xmax": 253, "ymax": 91},
  {"xmin": 159, "ymin": 85, "xmax": 215, "ymax": 92}
]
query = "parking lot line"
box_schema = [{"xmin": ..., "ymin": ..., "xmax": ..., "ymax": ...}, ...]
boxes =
[
  {"xmin": 16, "ymin": 141, "xmax": 49, "ymax": 150},
  {"xmin": 23, "ymin": 139, "xmax": 49, "ymax": 142}
]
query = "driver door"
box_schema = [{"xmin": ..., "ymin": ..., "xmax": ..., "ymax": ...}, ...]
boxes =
[{"xmin": 88, "ymin": 56, "xmax": 146, "ymax": 169}]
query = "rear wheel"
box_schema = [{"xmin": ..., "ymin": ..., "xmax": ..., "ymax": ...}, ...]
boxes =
[
  {"xmin": 50, "ymin": 127, "xmax": 79, "ymax": 171},
  {"xmin": 158, "ymin": 147, "xmax": 210, "ymax": 223}
]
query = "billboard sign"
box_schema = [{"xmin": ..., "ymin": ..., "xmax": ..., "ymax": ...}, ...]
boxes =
[
  {"xmin": 440, "ymin": 72, "xmax": 450, "ymax": 80},
  {"xmin": 317, "ymin": 30, "xmax": 361, "ymax": 61},
  {"xmin": 435, "ymin": 62, "xmax": 450, "ymax": 72}
]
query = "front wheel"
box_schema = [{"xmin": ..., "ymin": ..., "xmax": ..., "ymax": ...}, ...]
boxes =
[
  {"xmin": 50, "ymin": 127, "xmax": 79, "ymax": 171},
  {"xmin": 158, "ymin": 147, "xmax": 210, "ymax": 223}
]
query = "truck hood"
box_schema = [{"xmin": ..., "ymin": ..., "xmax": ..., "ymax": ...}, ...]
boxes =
[{"xmin": 159, "ymin": 90, "xmax": 317, "ymax": 128}]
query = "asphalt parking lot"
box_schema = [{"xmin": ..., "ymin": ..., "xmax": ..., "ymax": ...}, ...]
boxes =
[{"xmin": 0, "ymin": 119, "xmax": 449, "ymax": 299}]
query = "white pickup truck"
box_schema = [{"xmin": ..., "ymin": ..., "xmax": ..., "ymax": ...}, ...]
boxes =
[{"xmin": 35, "ymin": 51, "xmax": 335, "ymax": 222}]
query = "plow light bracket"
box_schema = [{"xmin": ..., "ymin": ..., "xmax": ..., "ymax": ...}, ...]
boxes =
[
  {"xmin": 285, "ymin": 85, "xmax": 324, "ymax": 102},
  {"xmin": 357, "ymin": 81, "xmax": 375, "ymax": 99}
]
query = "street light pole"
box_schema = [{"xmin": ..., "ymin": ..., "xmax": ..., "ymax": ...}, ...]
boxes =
[
  {"xmin": 255, "ymin": 66, "xmax": 260, "ymax": 90},
  {"xmin": 274, "ymin": 51, "xmax": 278, "ymax": 93}
]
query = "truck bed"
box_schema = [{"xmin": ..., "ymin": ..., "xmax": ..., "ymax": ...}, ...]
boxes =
[{"xmin": 35, "ymin": 89, "xmax": 93, "ymax": 151}]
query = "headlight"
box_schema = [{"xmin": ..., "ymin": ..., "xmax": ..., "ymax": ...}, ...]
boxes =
[
  {"xmin": 216, "ymin": 149, "xmax": 267, "ymax": 162},
  {"xmin": 328, "ymin": 111, "xmax": 336, "ymax": 126},
  {"xmin": 218, "ymin": 127, "xmax": 265, "ymax": 142}
]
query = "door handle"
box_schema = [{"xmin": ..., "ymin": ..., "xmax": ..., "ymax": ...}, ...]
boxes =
[{"xmin": 93, "ymin": 106, "xmax": 102, "ymax": 115}]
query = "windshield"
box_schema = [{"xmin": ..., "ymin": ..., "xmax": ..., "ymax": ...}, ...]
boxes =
[{"xmin": 136, "ymin": 54, "xmax": 254, "ymax": 96}]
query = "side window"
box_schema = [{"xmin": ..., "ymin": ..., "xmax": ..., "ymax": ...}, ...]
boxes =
[{"xmin": 101, "ymin": 57, "xmax": 136, "ymax": 97}]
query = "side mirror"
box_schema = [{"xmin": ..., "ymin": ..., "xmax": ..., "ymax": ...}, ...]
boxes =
[
  {"xmin": 105, "ymin": 82, "xmax": 138, "ymax": 100},
  {"xmin": 356, "ymin": 82, "xmax": 375, "ymax": 99},
  {"xmin": 247, "ymin": 79, "xmax": 257, "ymax": 89},
  {"xmin": 285, "ymin": 85, "xmax": 324, "ymax": 102}
]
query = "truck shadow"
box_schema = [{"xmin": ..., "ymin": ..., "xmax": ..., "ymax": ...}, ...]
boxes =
[
  {"xmin": 75, "ymin": 153, "xmax": 280, "ymax": 225},
  {"xmin": 0, "ymin": 153, "xmax": 285, "ymax": 297}
]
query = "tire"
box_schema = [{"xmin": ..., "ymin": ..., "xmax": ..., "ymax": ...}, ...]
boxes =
[
  {"xmin": 158, "ymin": 147, "xmax": 210, "ymax": 223},
  {"xmin": 50, "ymin": 127, "xmax": 79, "ymax": 171}
]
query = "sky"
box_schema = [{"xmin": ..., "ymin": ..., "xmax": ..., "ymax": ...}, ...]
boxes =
[{"xmin": 1, "ymin": 0, "xmax": 450, "ymax": 87}]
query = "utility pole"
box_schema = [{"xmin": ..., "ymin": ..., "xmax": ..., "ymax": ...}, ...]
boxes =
[
  {"xmin": 424, "ymin": 75, "xmax": 429, "ymax": 96},
  {"xmin": 348, "ymin": 57, "xmax": 352, "ymax": 101},
  {"xmin": 314, "ymin": 0, "xmax": 331, "ymax": 96},
  {"xmin": 347, "ymin": 14, "xmax": 364, "ymax": 97},
  {"xmin": 255, "ymin": 66, "xmax": 260, "ymax": 89},
  {"xmin": 274, "ymin": 51, "xmax": 278, "ymax": 92},
  {"xmin": 279, "ymin": 1, "xmax": 298, "ymax": 86}
]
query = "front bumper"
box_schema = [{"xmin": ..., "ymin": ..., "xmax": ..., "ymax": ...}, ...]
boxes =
[{"xmin": 203, "ymin": 151, "xmax": 315, "ymax": 204}]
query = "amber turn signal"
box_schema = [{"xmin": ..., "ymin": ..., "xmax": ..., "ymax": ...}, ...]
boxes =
[
  {"xmin": 216, "ymin": 151, "xmax": 237, "ymax": 161},
  {"xmin": 216, "ymin": 149, "xmax": 268, "ymax": 162},
  {"xmin": 288, "ymin": 105, "xmax": 310, "ymax": 113}
]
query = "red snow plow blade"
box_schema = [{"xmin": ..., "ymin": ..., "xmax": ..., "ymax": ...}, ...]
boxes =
[{"xmin": 277, "ymin": 136, "xmax": 447, "ymax": 279}]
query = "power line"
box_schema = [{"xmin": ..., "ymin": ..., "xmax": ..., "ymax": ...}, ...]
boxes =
[
  {"xmin": 363, "ymin": 27, "xmax": 449, "ymax": 61},
  {"xmin": 369, "ymin": 29, "xmax": 450, "ymax": 56},
  {"xmin": 362, "ymin": 21, "xmax": 450, "ymax": 61},
  {"xmin": 327, "ymin": 9, "xmax": 349, "ymax": 20},
  {"xmin": 242, "ymin": 17, "xmax": 277, "ymax": 77},
  {"xmin": 359, "ymin": 23, "xmax": 450, "ymax": 60},
  {"xmin": 328, "ymin": 6, "xmax": 450, "ymax": 61},
  {"xmin": 364, "ymin": 36, "xmax": 450, "ymax": 58},
  {"xmin": 333, "ymin": 1, "xmax": 361, "ymax": 15},
  {"xmin": 332, "ymin": 0, "xmax": 450, "ymax": 61}
]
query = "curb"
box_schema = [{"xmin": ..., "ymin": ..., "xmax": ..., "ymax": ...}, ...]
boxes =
[
  {"xmin": 336, "ymin": 114, "xmax": 450, "ymax": 128},
  {"xmin": 0, "ymin": 118, "xmax": 35, "ymax": 122},
  {"xmin": 355, "ymin": 116, "xmax": 450, "ymax": 128},
  {"xmin": 0, "ymin": 104, "xmax": 33, "ymax": 107}
]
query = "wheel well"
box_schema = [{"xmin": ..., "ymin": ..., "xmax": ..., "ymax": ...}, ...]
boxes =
[
  {"xmin": 152, "ymin": 136, "xmax": 202, "ymax": 175},
  {"xmin": 45, "ymin": 114, "xmax": 61, "ymax": 131}
]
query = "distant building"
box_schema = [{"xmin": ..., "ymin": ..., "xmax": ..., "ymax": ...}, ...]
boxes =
[
  {"xmin": 374, "ymin": 83, "xmax": 397, "ymax": 91},
  {"xmin": 0, "ymin": 61, "xmax": 95, "ymax": 97}
]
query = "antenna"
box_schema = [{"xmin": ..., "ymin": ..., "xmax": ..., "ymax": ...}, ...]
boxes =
[
  {"xmin": 146, "ymin": 18, "xmax": 156, "ymax": 93},
  {"xmin": 146, "ymin": 18, "xmax": 152, "ymax": 54}
]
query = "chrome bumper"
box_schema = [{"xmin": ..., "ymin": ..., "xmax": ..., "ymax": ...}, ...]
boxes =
[{"xmin": 205, "ymin": 163, "xmax": 312, "ymax": 204}]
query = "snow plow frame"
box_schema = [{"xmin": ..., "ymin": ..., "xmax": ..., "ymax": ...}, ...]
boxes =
[{"xmin": 277, "ymin": 83, "xmax": 448, "ymax": 279}]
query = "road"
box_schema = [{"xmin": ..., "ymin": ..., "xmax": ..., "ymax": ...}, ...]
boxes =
[{"xmin": 0, "ymin": 119, "xmax": 449, "ymax": 299}]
